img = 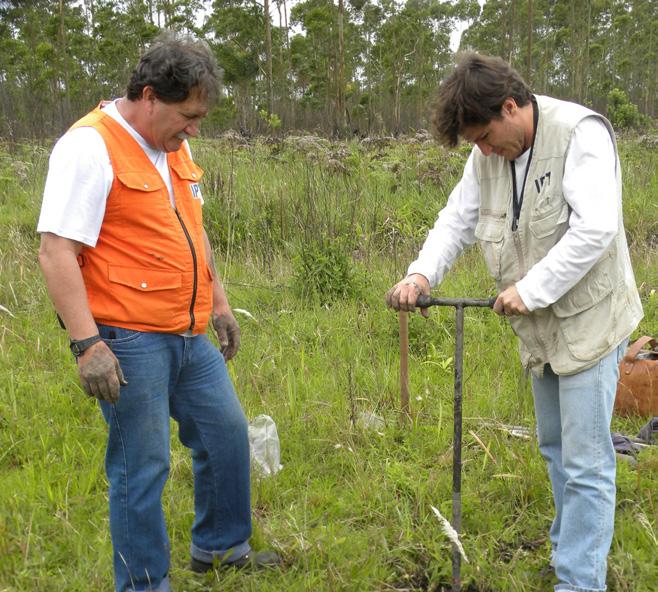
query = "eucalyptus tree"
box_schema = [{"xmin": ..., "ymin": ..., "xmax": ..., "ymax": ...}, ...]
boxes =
[
  {"xmin": 204, "ymin": 0, "xmax": 265, "ymax": 129},
  {"xmin": 153, "ymin": 0, "xmax": 205, "ymax": 30},
  {"xmin": 290, "ymin": 0, "xmax": 363, "ymax": 133},
  {"xmin": 87, "ymin": 1, "xmax": 160, "ymax": 102},
  {"xmin": 458, "ymin": 0, "xmax": 655, "ymax": 120},
  {"xmin": 370, "ymin": 0, "xmax": 455, "ymax": 133},
  {"xmin": 0, "ymin": 0, "xmax": 655, "ymax": 137},
  {"xmin": 0, "ymin": 0, "xmax": 89, "ymax": 137}
]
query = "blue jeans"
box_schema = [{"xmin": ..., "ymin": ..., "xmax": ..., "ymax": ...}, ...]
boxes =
[
  {"xmin": 532, "ymin": 342, "xmax": 626, "ymax": 592},
  {"xmin": 97, "ymin": 326, "xmax": 252, "ymax": 592}
]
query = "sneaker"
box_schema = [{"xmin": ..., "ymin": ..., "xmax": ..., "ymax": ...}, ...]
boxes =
[{"xmin": 190, "ymin": 550, "xmax": 282, "ymax": 573}]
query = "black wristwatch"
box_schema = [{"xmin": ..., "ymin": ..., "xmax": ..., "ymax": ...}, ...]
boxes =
[{"xmin": 70, "ymin": 335, "xmax": 102, "ymax": 357}]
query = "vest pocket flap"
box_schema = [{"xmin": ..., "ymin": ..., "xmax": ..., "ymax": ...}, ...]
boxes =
[
  {"xmin": 474, "ymin": 217, "xmax": 505, "ymax": 242},
  {"xmin": 530, "ymin": 203, "xmax": 569, "ymax": 239},
  {"xmin": 108, "ymin": 266, "xmax": 182, "ymax": 291},
  {"xmin": 171, "ymin": 160, "xmax": 204, "ymax": 182},
  {"xmin": 117, "ymin": 172, "xmax": 164, "ymax": 192},
  {"xmin": 552, "ymin": 271, "xmax": 613, "ymax": 318}
]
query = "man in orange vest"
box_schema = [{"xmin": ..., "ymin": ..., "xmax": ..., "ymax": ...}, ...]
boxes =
[{"xmin": 37, "ymin": 33, "xmax": 280, "ymax": 592}]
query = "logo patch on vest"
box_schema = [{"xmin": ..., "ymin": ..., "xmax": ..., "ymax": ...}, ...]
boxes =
[
  {"xmin": 534, "ymin": 172, "xmax": 551, "ymax": 193},
  {"xmin": 190, "ymin": 182, "xmax": 203, "ymax": 203}
]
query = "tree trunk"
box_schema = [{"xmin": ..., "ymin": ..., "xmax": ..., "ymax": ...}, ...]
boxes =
[
  {"xmin": 526, "ymin": 0, "xmax": 532, "ymax": 85},
  {"xmin": 336, "ymin": 0, "xmax": 346, "ymax": 135},
  {"xmin": 58, "ymin": 0, "xmax": 72, "ymax": 127},
  {"xmin": 583, "ymin": 0, "xmax": 590, "ymax": 104},
  {"xmin": 280, "ymin": 0, "xmax": 295, "ymax": 127},
  {"xmin": 507, "ymin": 0, "xmax": 517, "ymax": 64},
  {"xmin": 394, "ymin": 68, "xmax": 401, "ymax": 135},
  {"xmin": 264, "ymin": 0, "xmax": 273, "ymax": 116}
]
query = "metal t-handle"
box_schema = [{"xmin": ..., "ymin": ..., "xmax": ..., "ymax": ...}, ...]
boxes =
[
  {"xmin": 415, "ymin": 294, "xmax": 494, "ymax": 592},
  {"xmin": 416, "ymin": 294, "xmax": 496, "ymax": 309}
]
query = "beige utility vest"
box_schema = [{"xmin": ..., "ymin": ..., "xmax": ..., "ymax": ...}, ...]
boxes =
[{"xmin": 473, "ymin": 95, "xmax": 643, "ymax": 375}]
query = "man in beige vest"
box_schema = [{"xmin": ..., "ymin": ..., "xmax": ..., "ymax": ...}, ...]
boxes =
[{"xmin": 386, "ymin": 53, "xmax": 643, "ymax": 592}]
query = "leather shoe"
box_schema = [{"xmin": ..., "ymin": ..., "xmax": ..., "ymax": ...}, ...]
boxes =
[{"xmin": 190, "ymin": 550, "xmax": 282, "ymax": 573}]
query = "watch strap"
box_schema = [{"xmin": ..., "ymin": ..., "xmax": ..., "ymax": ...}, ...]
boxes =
[{"xmin": 70, "ymin": 334, "xmax": 102, "ymax": 357}]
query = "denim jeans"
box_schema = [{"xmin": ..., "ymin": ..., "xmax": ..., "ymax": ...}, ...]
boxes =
[
  {"xmin": 97, "ymin": 326, "xmax": 252, "ymax": 592},
  {"xmin": 532, "ymin": 341, "xmax": 626, "ymax": 592}
]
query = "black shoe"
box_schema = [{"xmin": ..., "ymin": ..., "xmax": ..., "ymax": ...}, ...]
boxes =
[
  {"xmin": 190, "ymin": 550, "xmax": 282, "ymax": 573},
  {"xmin": 228, "ymin": 550, "xmax": 282, "ymax": 570},
  {"xmin": 189, "ymin": 556, "xmax": 214, "ymax": 573}
]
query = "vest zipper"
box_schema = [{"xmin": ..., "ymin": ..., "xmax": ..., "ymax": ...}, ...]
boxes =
[
  {"xmin": 174, "ymin": 208, "xmax": 198, "ymax": 331},
  {"xmin": 512, "ymin": 231, "xmax": 549, "ymax": 362}
]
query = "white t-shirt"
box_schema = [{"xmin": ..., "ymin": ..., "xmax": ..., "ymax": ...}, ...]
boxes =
[
  {"xmin": 407, "ymin": 117, "xmax": 619, "ymax": 311},
  {"xmin": 37, "ymin": 100, "xmax": 193, "ymax": 247}
]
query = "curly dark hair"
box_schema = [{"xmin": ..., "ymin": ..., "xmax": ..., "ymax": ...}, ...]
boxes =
[
  {"xmin": 431, "ymin": 52, "xmax": 532, "ymax": 147},
  {"xmin": 126, "ymin": 32, "xmax": 221, "ymax": 104}
]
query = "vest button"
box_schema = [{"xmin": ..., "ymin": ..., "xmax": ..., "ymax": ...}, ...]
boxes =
[
  {"xmin": 141, "ymin": 282, "xmax": 147, "ymax": 289},
  {"xmin": 143, "ymin": 183, "xmax": 149, "ymax": 189},
  {"xmin": 192, "ymin": 173, "xmax": 197, "ymax": 178}
]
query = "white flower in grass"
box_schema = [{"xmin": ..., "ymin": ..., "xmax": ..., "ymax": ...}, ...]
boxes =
[
  {"xmin": 233, "ymin": 308, "xmax": 255, "ymax": 320},
  {"xmin": 430, "ymin": 505, "xmax": 469, "ymax": 563}
]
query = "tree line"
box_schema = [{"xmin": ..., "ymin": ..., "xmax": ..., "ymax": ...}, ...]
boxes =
[{"xmin": 0, "ymin": 0, "xmax": 655, "ymax": 140}]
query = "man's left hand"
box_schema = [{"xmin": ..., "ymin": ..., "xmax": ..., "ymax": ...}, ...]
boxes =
[
  {"xmin": 493, "ymin": 285, "xmax": 529, "ymax": 317},
  {"xmin": 212, "ymin": 311, "xmax": 241, "ymax": 361}
]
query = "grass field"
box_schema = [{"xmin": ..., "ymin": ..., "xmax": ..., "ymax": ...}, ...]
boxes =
[{"xmin": 0, "ymin": 133, "xmax": 656, "ymax": 592}]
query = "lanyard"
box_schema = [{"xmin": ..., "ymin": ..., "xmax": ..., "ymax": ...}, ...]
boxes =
[{"xmin": 510, "ymin": 97, "xmax": 538, "ymax": 231}]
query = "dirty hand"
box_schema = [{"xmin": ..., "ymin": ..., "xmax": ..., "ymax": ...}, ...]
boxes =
[
  {"xmin": 493, "ymin": 285, "xmax": 529, "ymax": 317},
  {"xmin": 385, "ymin": 274, "xmax": 431, "ymax": 318},
  {"xmin": 212, "ymin": 311, "xmax": 241, "ymax": 361},
  {"xmin": 78, "ymin": 341, "xmax": 127, "ymax": 404}
]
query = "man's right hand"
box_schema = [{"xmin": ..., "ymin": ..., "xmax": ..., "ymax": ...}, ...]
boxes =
[
  {"xmin": 385, "ymin": 274, "xmax": 431, "ymax": 318},
  {"xmin": 77, "ymin": 341, "xmax": 127, "ymax": 404}
]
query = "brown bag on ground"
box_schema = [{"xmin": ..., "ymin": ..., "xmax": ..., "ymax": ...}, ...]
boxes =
[{"xmin": 614, "ymin": 336, "xmax": 658, "ymax": 417}]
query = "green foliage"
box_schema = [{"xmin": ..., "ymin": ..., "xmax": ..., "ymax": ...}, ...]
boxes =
[
  {"xmin": 607, "ymin": 88, "xmax": 641, "ymax": 130},
  {"xmin": 292, "ymin": 240, "xmax": 360, "ymax": 304},
  {"xmin": 193, "ymin": 134, "xmax": 466, "ymax": 274},
  {"xmin": 0, "ymin": 141, "xmax": 49, "ymax": 231},
  {"xmin": 459, "ymin": 0, "xmax": 657, "ymax": 121},
  {"xmin": 259, "ymin": 109, "xmax": 282, "ymax": 130},
  {"xmin": 616, "ymin": 137, "xmax": 658, "ymax": 251},
  {"xmin": 207, "ymin": 96, "xmax": 239, "ymax": 129},
  {"xmin": 1, "ymin": 0, "xmax": 657, "ymax": 137}
]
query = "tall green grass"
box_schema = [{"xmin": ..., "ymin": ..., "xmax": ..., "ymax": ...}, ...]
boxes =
[{"xmin": 0, "ymin": 135, "xmax": 656, "ymax": 592}]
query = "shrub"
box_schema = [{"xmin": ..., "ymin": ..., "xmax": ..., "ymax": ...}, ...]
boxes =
[
  {"xmin": 292, "ymin": 240, "xmax": 360, "ymax": 304},
  {"xmin": 607, "ymin": 88, "xmax": 640, "ymax": 130}
]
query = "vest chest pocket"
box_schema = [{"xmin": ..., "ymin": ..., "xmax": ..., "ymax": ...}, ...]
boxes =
[
  {"xmin": 115, "ymin": 171, "xmax": 168, "ymax": 214},
  {"xmin": 529, "ymin": 199, "xmax": 569, "ymax": 239},
  {"xmin": 474, "ymin": 215, "xmax": 506, "ymax": 281},
  {"xmin": 527, "ymin": 200, "xmax": 570, "ymax": 269},
  {"xmin": 117, "ymin": 171, "xmax": 165, "ymax": 194}
]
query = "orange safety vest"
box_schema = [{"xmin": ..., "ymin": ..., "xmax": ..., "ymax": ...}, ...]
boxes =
[{"xmin": 70, "ymin": 105, "xmax": 213, "ymax": 334}]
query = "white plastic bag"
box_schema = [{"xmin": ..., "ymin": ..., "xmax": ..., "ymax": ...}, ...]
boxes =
[
  {"xmin": 356, "ymin": 410, "xmax": 385, "ymax": 431},
  {"xmin": 248, "ymin": 414, "xmax": 282, "ymax": 476}
]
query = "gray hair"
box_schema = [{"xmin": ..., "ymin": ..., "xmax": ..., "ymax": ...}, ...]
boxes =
[{"xmin": 126, "ymin": 31, "xmax": 221, "ymax": 104}]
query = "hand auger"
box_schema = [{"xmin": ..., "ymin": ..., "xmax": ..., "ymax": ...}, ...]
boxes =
[{"xmin": 399, "ymin": 294, "xmax": 495, "ymax": 592}]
